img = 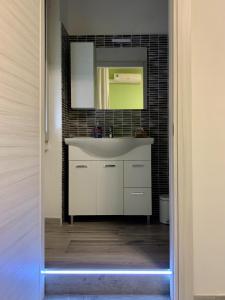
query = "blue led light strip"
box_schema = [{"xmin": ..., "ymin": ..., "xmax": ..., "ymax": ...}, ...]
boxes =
[{"xmin": 41, "ymin": 269, "xmax": 172, "ymax": 275}]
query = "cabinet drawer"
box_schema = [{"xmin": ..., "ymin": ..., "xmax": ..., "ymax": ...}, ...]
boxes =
[
  {"xmin": 124, "ymin": 161, "xmax": 151, "ymax": 187},
  {"xmin": 124, "ymin": 188, "xmax": 152, "ymax": 215}
]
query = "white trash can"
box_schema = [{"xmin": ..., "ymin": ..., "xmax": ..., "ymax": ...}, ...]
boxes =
[{"xmin": 160, "ymin": 195, "xmax": 169, "ymax": 224}]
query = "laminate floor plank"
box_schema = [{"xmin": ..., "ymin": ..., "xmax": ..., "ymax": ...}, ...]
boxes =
[{"xmin": 45, "ymin": 219, "xmax": 169, "ymax": 269}]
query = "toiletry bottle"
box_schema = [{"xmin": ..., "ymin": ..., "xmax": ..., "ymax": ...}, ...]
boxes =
[
  {"xmin": 109, "ymin": 126, "xmax": 113, "ymax": 138},
  {"xmin": 94, "ymin": 122, "xmax": 103, "ymax": 138}
]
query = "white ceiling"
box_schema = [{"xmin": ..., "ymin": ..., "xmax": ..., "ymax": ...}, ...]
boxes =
[{"xmin": 60, "ymin": 0, "xmax": 168, "ymax": 35}]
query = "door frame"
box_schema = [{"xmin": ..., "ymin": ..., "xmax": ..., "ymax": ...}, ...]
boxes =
[
  {"xmin": 40, "ymin": 0, "xmax": 194, "ymax": 299},
  {"xmin": 40, "ymin": 0, "xmax": 46, "ymax": 298},
  {"xmin": 169, "ymin": 0, "xmax": 193, "ymax": 299}
]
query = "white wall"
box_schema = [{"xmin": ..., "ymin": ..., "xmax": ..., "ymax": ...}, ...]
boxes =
[
  {"xmin": 192, "ymin": 0, "xmax": 225, "ymax": 295},
  {"xmin": 44, "ymin": 0, "xmax": 62, "ymax": 218},
  {"xmin": 0, "ymin": 1, "xmax": 43, "ymax": 299},
  {"xmin": 61, "ymin": 0, "xmax": 168, "ymax": 35}
]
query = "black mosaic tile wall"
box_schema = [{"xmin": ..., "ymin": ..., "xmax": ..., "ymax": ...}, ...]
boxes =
[
  {"xmin": 62, "ymin": 28, "xmax": 169, "ymax": 222},
  {"xmin": 62, "ymin": 25, "xmax": 69, "ymax": 220}
]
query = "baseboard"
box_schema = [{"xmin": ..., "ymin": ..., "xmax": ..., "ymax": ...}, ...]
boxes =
[
  {"xmin": 45, "ymin": 218, "xmax": 61, "ymax": 224},
  {"xmin": 194, "ymin": 296, "xmax": 225, "ymax": 300}
]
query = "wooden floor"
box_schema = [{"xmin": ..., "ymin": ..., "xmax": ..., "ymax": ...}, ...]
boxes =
[{"xmin": 45, "ymin": 219, "xmax": 169, "ymax": 269}]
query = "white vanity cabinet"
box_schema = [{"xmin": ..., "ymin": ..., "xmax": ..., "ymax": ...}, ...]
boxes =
[{"xmin": 67, "ymin": 138, "xmax": 153, "ymax": 220}]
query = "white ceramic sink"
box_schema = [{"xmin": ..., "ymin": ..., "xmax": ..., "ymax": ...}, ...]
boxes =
[{"xmin": 65, "ymin": 137, "xmax": 154, "ymax": 158}]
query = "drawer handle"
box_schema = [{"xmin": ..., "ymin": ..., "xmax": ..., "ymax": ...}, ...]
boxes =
[
  {"xmin": 131, "ymin": 192, "xmax": 144, "ymax": 195},
  {"xmin": 104, "ymin": 164, "xmax": 116, "ymax": 168},
  {"xmin": 132, "ymin": 164, "xmax": 145, "ymax": 167},
  {"xmin": 76, "ymin": 165, "xmax": 88, "ymax": 168}
]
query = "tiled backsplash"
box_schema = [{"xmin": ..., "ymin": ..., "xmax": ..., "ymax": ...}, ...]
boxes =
[{"xmin": 62, "ymin": 27, "xmax": 169, "ymax": 222}]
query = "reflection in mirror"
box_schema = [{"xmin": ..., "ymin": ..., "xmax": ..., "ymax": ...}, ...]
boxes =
[{"xmin": 96, "ymin": 67, "xmax": 144, "ymax": 110}]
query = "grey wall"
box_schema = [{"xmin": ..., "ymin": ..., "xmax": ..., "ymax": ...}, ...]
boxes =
[{"xmin": 60, "ymin": 0, "xmax": 168, "ymax": 35}]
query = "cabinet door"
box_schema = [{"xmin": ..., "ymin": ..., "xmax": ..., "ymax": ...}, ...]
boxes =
[
  {"xmin": 71, "ymin": 42, "xmax": 95, "ymax": 108},
  {"xmin": 124, "ymin": 188, "xmax": 152, "ymax": 215},
  {"xmin": 69, "ymin": 161, "xmax": 97, "ymax": 215},
  {"xmin": 124, "ymin": 161, "xmax": 151, "ymax": 187},
  {"xmin": 97, "ymin": 161, "xmax": 123, "ymax": 215}
]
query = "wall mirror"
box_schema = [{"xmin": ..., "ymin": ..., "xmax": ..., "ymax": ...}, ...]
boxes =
[
  {"xmin": 71, "ymin": 45, "xmax": 147, "ymax": 109},
  {"xmin": 96, "ymin": 67, "xmax": 144, "ymax": 109},
  {"xmin": 95, "ymin": 47, "xmax": 147, "ymax": 110}
]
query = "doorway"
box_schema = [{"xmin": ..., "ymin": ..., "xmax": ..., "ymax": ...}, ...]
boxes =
[{"xmin": 43, "ymin": 0, "xmax": 175, "ymax": 298}]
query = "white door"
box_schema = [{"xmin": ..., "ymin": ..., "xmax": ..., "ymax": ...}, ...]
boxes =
[
  {"xmin": 97, "ymin": 161, "xmax": 123, "ymax": 215},
  {"xmin": 69, "ymin": 161, "xmax": 97, "ymax": 215},
  {"xmin": 0, "ymin": 1, "xmax": 44, "ymax": 299}
]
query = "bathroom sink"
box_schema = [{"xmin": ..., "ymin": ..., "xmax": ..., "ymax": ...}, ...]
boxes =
[{"xmin": 64, "ymin": 137, "xmax": 154, "ymax": 158}]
